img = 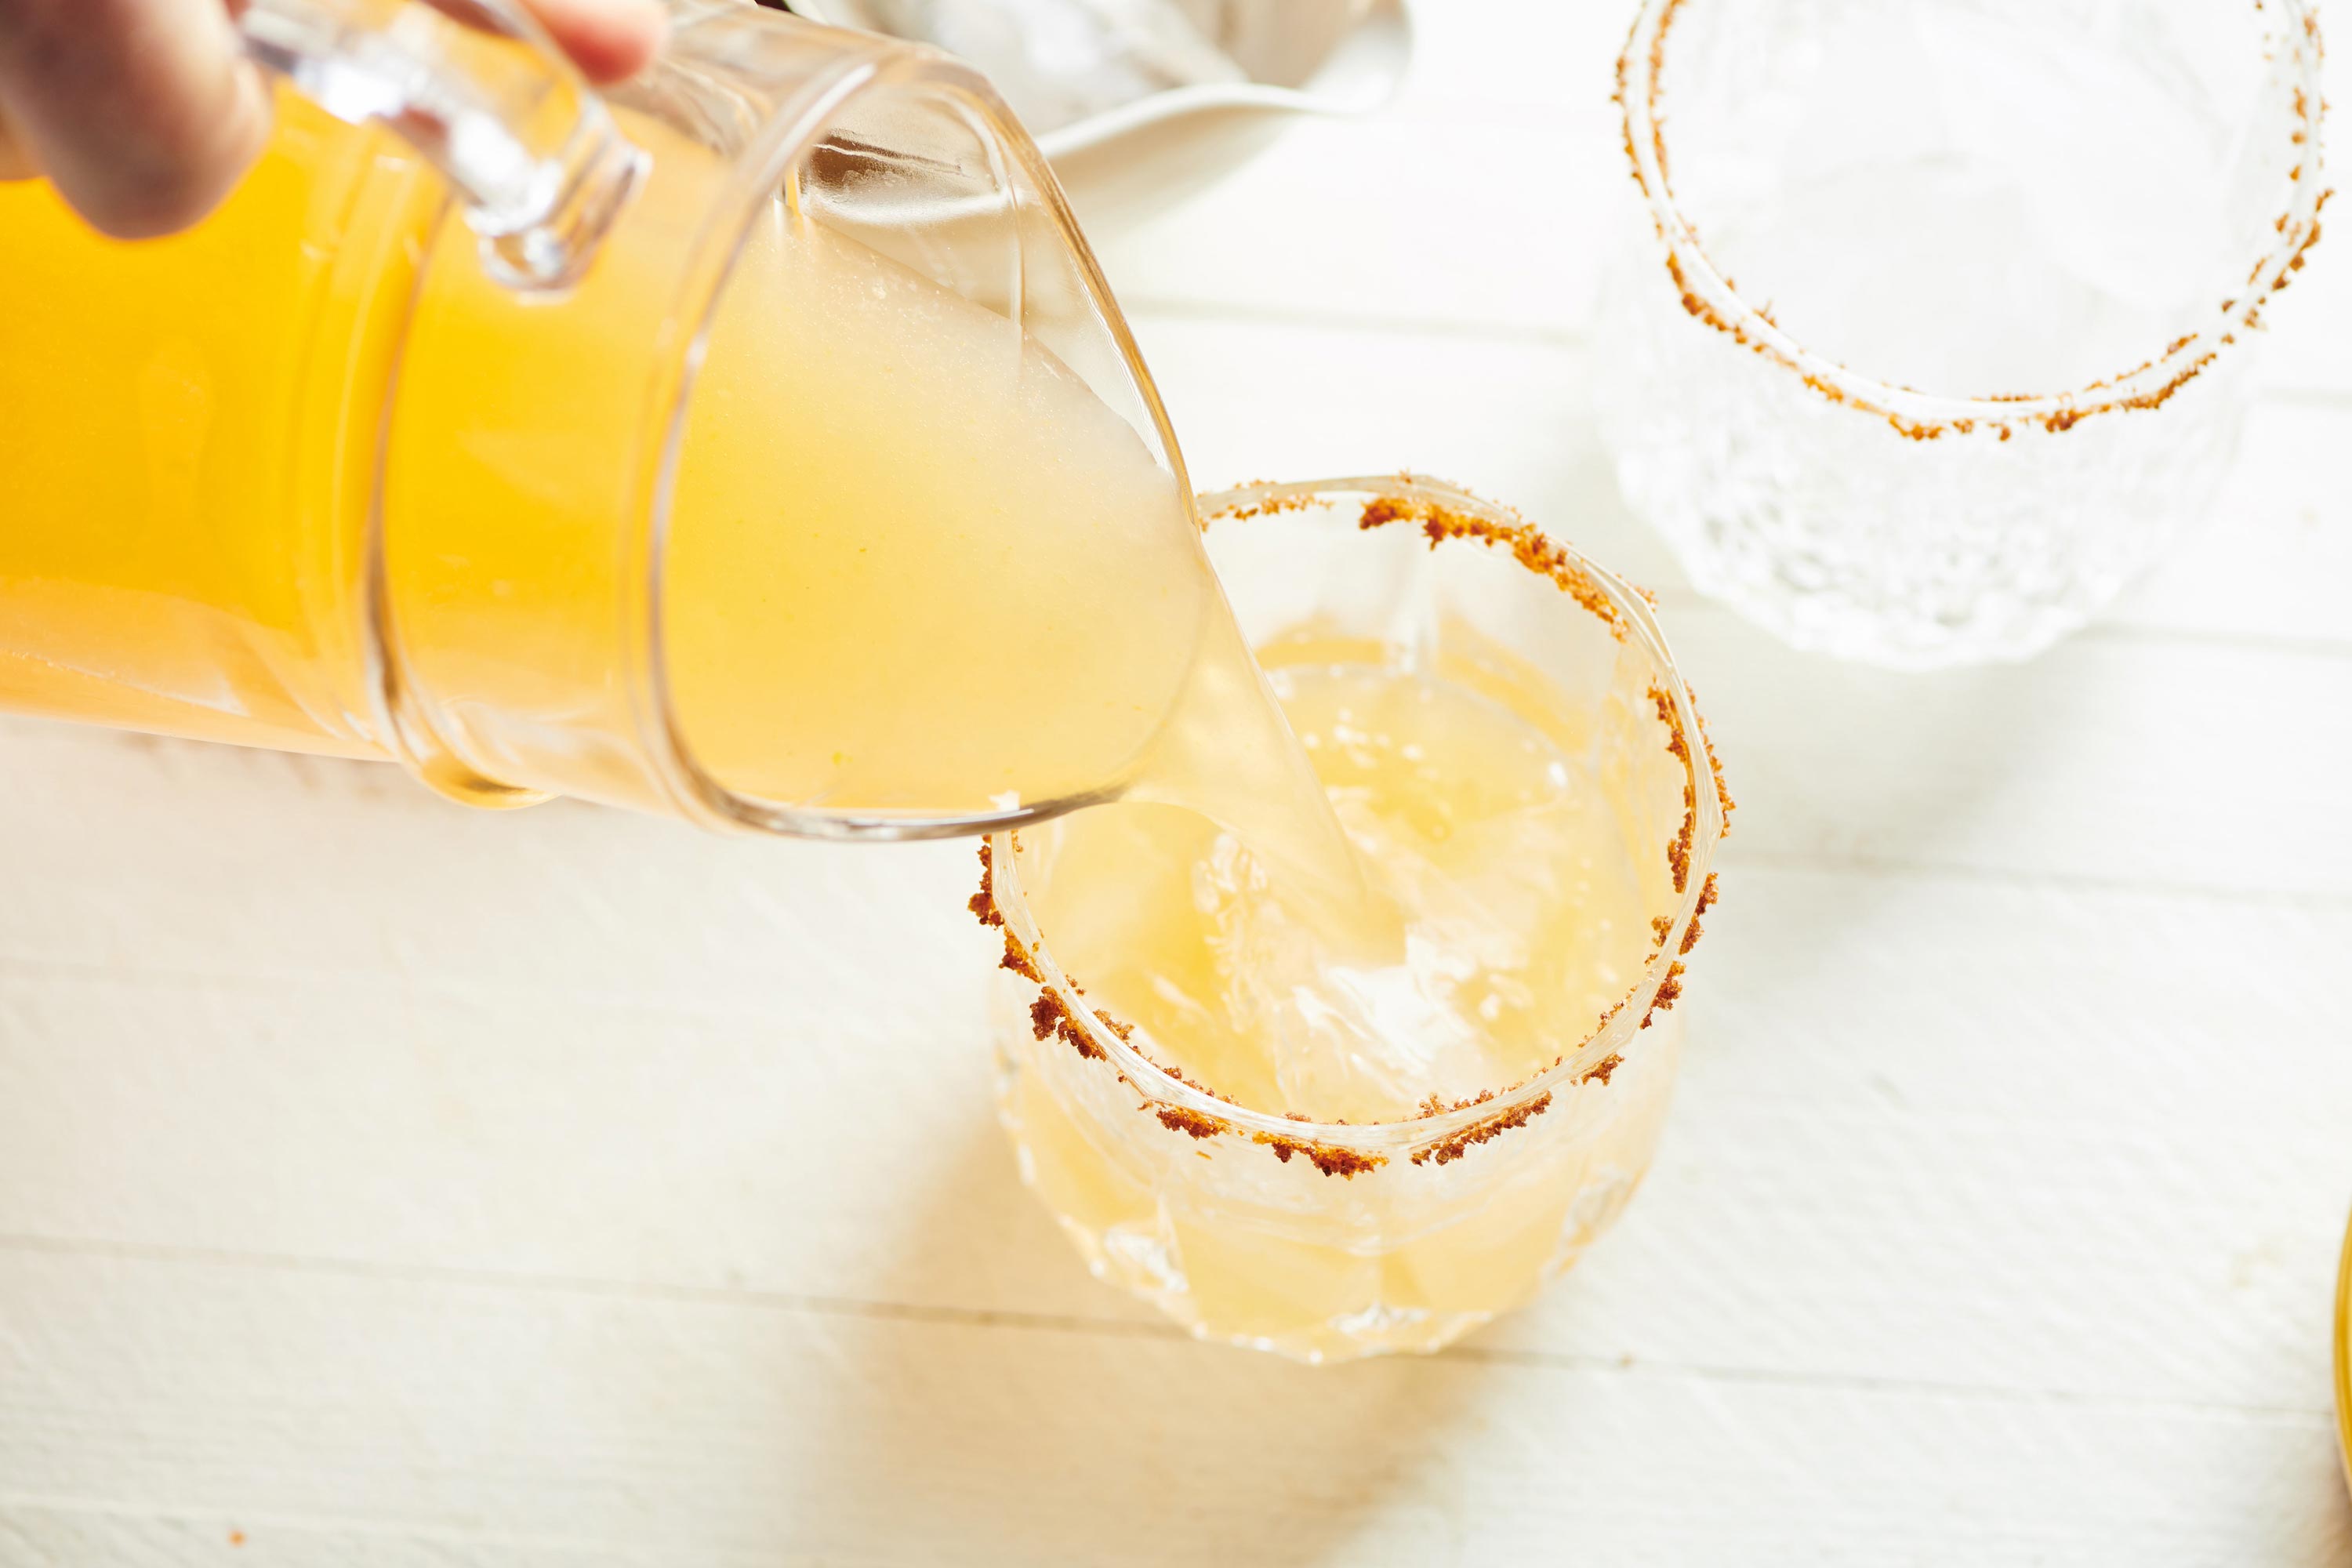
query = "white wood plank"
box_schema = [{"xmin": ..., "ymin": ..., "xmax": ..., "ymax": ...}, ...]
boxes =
[
  {"xmin": 1085, "ymin": 106, "xmax": 1613, "ymax": 338},
  {"xmin": 1079, "ymin": 0, "xmax": 1624, "ymax": 333},
  {"xmin": 2, "ymin": 1252, "xmax": 2347, "ymax": 1568},
  {"xmin": 0, "ymin": 727, "xmax": 990, "ymax": 1017},
  {"xmin": 1127, "ymin": 310, "xmax": 1687, "ymax": 591},
  {"xmin": 1667, "ymin": 615, "xmax": 2352, "ymax": 900},
  {"xmin": 3, "ymin": 708, "xmax": 2348, "ymax": 1419},
  {"xmin": 0, "ymin": 1502, "xmax": 659, "ymax": 1567},
  {"xmin": 0, "ymin": 861, "xmax": 2343, "ymax": 1413},
  {"xmin": 1486, "ymin": 865, "xmax": 2352, "ymax": 1414},
  {"xmin": 9, "ymin": 569, "xmax": 2347, "ymax": 939},
  {"xmin": 2106, "ymin": 401, "xmax": 2352, "ymax": 644}
]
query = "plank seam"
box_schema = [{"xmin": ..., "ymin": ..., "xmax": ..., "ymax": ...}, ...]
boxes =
[{"xmin": 0, "ymin": 1231, "xmax": 2330, "ymax": 1421}]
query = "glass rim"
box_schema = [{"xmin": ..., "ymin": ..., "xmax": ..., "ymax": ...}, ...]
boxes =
[
  {"xmin": 1613, "ymin": 0, "xmax": 2331, "ymax": 438},
  {"xmin": 978, "ymin": 474, "xmax": 1733, "ymax": 1173}
]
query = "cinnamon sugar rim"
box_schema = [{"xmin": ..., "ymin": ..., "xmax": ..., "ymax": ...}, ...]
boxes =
[
  {"xmin": 975, "ymin": 475, "xmax": 1732, "ymax": 1174},
  {"xmin": 1615, "ymin": 0, "xmax": 2330, "ymax": 440}
]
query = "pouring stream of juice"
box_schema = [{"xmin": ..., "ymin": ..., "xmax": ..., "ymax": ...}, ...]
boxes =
[{"xmin": 659, "ymin": 194, "xmax": 1374, "ymax": 920}]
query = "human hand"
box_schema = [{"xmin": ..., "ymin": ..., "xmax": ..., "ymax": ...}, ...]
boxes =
[{"xmin": 0, "ymin": 0, "xmax": 665, "ymax": 238}]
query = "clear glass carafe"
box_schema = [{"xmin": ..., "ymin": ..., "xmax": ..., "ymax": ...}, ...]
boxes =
[{"xmin": 0, "ymin": 0, "xmax": 1205, "ymax": 840}]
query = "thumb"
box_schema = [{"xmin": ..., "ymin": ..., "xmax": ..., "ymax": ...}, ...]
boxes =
[{"xmin": 0, "ymin": 0, "xmax": 271, "ymax": 237}]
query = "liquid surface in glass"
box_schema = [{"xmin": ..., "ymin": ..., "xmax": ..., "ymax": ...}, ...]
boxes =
[{"xmin": 1025, "ymin": 622, "xmax": 1658, "ymax": 1123}]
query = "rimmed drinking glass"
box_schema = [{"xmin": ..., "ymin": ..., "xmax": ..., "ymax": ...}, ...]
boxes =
[
  {"xmin": 975, "ymin": 476, "xmax": 1731, "ymax": 1362},
  {"xmin": 1595, "ymin": 0, "xmax": 2328, "ymax": 667}
]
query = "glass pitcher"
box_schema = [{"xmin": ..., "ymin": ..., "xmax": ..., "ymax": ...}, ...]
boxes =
[{"xmin": 0, "ymin": 0, "xmax": 1213, "ymax": 840}]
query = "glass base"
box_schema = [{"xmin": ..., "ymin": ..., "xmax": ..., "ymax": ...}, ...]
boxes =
[
  {"xmin": 1603, "ymin": 410, "xmax": 2231, "ymax": 671},
  {"xmin": 993, "ymin": 996, "xmax": 1682, "ymax": 1364}
]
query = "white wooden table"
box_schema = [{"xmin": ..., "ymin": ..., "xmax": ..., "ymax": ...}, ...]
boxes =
[{"xmin": 5, "ymin": 3, "xmax": 2352, "ymax": 1563}]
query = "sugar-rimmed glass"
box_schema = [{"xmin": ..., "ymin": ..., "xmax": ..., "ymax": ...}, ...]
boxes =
[
  {"xmin": 1595, "ymin": 0, "xmax": 2328, "ymax": 667},
  {"xmin": 975, "ymin": 477, "xmax": 1730, "ymax": 1363}
]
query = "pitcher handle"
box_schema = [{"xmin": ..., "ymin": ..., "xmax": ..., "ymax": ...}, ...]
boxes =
[{"xmin": 238, "ymin": 0, "xmax": 646, "ymax": 290}]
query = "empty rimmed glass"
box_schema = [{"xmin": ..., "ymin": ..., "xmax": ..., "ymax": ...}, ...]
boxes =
[
  {"xmin": 1595, "ymin": 0, "xmax": 2328, "ymax": 667},
  {"xmin": 977, "ymin": 477, "xmax": 1730, "ymax": 1362}
]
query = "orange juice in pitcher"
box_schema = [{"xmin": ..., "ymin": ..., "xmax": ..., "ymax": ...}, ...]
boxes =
[{"xmin": 0, "ymin": 0, "xmax": 1237, "ymax": 840}]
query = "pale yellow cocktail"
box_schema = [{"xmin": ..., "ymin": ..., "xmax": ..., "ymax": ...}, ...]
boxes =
[{"xmin": 982, "ymin": 481, "xmax": 1729, "ymax": 1362}]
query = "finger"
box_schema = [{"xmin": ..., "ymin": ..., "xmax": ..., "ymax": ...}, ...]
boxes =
[
  {"xmin": 517, "ymin": 0, "xmax": 665, "ymax": 84},
  {"xmin": 0, "ymin": 0, "xmax": 270, "ymax": 238},
  {"xmin": 0, "ymin": 106, "xmax": 38, "ymax": 180}
]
